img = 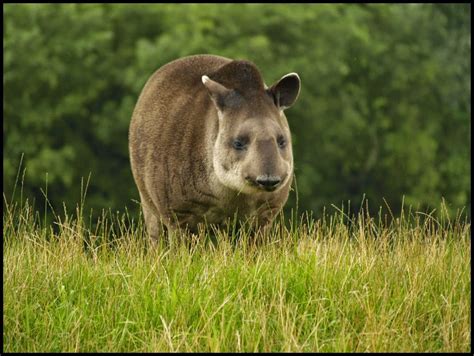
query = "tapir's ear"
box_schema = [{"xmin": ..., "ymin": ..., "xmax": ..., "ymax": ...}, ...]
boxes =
[
  {"xmin": 202, "ymin": 75, "xmax": 235, "ymax": 111},
  {"xmin": 268, "ymin": 73, "xmax": 301, "ymax": 110}
]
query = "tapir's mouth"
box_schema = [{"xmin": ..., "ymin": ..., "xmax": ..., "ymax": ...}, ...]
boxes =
[{"xmin": 262, "ymin": 186, "xmax": 278, "ymax": 192}]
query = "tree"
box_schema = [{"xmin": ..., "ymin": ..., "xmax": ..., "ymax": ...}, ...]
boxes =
[{"xmin": 3, "ymin": 4, "xmax": 470, "ymax": 222}]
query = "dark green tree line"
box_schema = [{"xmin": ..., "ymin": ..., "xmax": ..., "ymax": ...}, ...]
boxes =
[{"xmin": 3, "ymin": 4, "xmax": 471, "ymax": 220}]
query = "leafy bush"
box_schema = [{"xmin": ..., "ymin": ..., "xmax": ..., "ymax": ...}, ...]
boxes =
[{"xmin": 3, "ymin": 4, "xmax": 471, "ymax": 219}]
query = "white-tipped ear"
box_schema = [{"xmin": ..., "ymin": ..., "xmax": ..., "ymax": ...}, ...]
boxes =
[
  {"xmin": 201, "ymin": 75, "xmax": 234, "ymax": 110},
  {"xmin": 201, "ymin": 75, "xmax": 210, "ymax": 84},
  {"xmin": 268, "ymin": 72, "xmax": 301, "ymax": 110},
  {"xmin": 202, "ymin": 75, "xmax": 230, "ymax": 94}
]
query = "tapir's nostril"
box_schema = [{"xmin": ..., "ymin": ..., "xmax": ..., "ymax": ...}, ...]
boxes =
[{"xmin": 256, "ymin": 176, "xmax": 281, "ymax": 189}]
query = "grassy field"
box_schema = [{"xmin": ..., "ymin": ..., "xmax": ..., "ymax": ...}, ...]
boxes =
[{"xmin": 3, "ymin": 197, "xmax": 471, "ymax": 352}]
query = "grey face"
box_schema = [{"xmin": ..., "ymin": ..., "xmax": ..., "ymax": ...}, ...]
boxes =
[
  {"xmin": 202, "ymin": 69, "xmax": 301, "ymax": 195},
  {"xmin": 213, "ymin": 112, "xmax": 293, "ymax": 194}
]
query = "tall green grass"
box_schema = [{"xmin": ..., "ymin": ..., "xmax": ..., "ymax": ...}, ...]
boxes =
[{"xmin": 3, "ymin": 187, "xmax": 471, "ymax": 352}]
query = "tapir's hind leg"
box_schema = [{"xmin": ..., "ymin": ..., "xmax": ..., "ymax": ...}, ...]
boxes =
[{"xmin": 139, "ymin": 192, "xmax": 166, "ymax": 244}]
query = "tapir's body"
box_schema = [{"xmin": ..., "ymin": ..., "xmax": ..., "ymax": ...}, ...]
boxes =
[{"xmin": 129, "ymin": 55, "xmax": 300, "ymax": 239}]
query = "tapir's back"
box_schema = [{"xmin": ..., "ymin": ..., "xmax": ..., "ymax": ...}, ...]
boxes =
[
  {"xmin": 129, "ymin": 54, "xmax": 232, "ymax": 168},
  {"xmin": 132, "ymin": 55, "xmax": 231, "ymax": 120}
]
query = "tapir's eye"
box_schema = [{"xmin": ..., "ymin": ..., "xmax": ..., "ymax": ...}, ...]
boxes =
[
  {"xmin": 277, "ymin": 135, "xmax": 287, "ymax": 149},
  {"xmin": 232, "ymin": 137, "xmax": 248, "ymax": 151}
]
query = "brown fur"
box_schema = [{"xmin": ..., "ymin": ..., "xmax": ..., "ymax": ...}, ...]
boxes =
[{"xmin": 129, "ymin": 54, "xmax": 300, "ymax": 239}]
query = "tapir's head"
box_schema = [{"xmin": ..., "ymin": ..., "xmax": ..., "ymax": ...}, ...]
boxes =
[{"xmin": 202, "ymin": 60, "xmax": 300, "ymax": 194}]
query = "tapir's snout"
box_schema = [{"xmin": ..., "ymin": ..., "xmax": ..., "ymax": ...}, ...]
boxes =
[
  {"xmin": 246, "ymin": 174, "xmax": 283, "ymax": 192},
  {"xmin": 256, "ymin": 175, "xmax": 282, "ymax": 191}
]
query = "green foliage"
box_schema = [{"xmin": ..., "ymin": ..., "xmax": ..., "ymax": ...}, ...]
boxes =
[{"xmin": 3, "ymin": 4, "xmax": 471, "ymax": 219}]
